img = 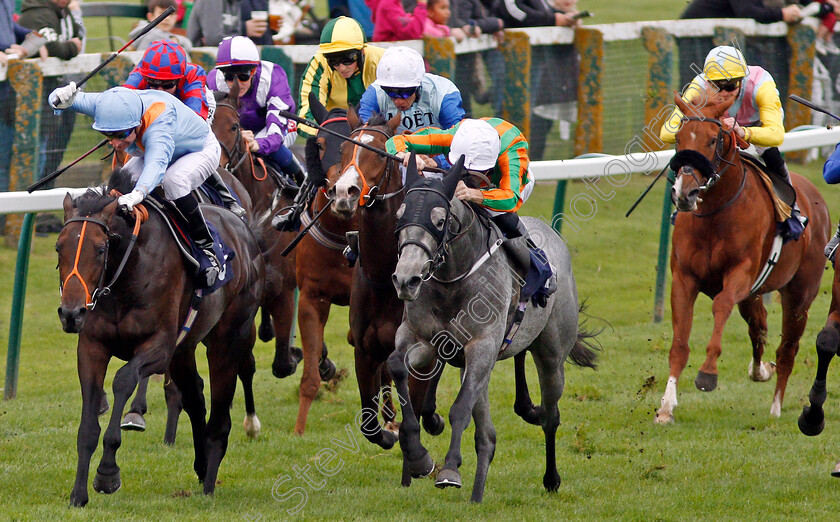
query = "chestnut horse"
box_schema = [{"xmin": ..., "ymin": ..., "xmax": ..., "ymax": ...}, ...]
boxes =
[
  {"xmin": 211, "ymin": 89, "xmax": 307, "ymax": 380},
  {"xmin": 58, "ymin": 169, "xmax": 264, "ymax": 506},
  {"xmin": 330, "ymin": 113, "xmax": 445, "ymax": 449},
  {"xmin": 656, "ymin": 93, "xmax": 830, "ymax": 424},
  {"xmin": 289, "ymin": 100, "xmax": 356, "ymax": 434}
]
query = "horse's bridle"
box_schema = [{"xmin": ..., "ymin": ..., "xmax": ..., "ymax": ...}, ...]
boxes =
[
  {"xmin": 214, "ymin": 102, "xmax": 269, "ymax": 183},
  {"xmin": 673, "ymin": 116, "xmax": 738, "ymax": 191},
  {"xmin": 60, "ymin": 202, "xmax": 145, "ymax": 310},
  {"xmin": 344, "ymin": 125, "xmax": 404, "ymax": 207}
]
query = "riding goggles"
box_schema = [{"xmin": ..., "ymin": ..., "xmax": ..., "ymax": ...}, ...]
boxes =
[
  {"xmin": 711, "ymin": 79, "xmax": 741, "ymax": 92},
  {"xmin": 224, "ymin": 70, "xmax": 254, "ymax": 82},
  {"xmin": 145, "ymin": 77, "xmax": 178, "ymax": 90},
  {"xmin": 100, "ymin": 128, "xmax": 134, "ymax": 140},
  {"xmin": 326, "ymin": 51, "xmax": 359, "ymax": 68},
  {"xmin": 382, "ymin": 86, "xmax": 418, "ymax": 99}
]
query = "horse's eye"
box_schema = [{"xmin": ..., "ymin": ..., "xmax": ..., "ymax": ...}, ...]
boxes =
[
  {"xmin": 709, "ymin": 138, "xmax": 717, "ymax": 146},
  {"xmin": 435, "ymin": 218, "xmax": 445, "ymax": 230},
  {"xmin": 97, "ymin": 245, "xmax": 106, "ymax": 258},
  {"xmin": 54, "ymin": 242, "xmax": 60, "ymax": 253}
]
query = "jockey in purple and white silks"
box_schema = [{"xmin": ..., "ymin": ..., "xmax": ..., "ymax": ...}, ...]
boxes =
[
  {"xmin": 207, "ymin": 35, "xmax": 306, "ymax": 184},
  {"xmin": 48, "ymin": 85, "xmax": 225, "ymax": 286}
]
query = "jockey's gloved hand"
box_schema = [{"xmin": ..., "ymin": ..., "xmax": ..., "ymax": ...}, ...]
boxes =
[
  {"xmin": 117, "ymin": 188, "xmax": 146, "ymax": 212},
  {"xmin": 49, "ymin": 81, "xmax": 77, "ymax": 110}
]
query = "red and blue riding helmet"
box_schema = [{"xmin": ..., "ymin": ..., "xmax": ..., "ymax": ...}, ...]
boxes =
[{"xmin": 138, "ymin": 40, "xmax": 188, "ymax": 80}]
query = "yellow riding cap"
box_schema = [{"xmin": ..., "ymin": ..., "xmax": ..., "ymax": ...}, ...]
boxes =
[
  {"xmin": 703, "ymin": 45, "xmax": 748, "ymax": 81},
  {"xmin": 319, "ymin": 16, "xmax": 366, "ymax": 54}
]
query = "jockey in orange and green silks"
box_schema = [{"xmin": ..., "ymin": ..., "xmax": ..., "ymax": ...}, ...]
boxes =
[
  {"xmin": 386, "ymin": 117, "xmax": 530, "ymax": 213},
  {"xmin": 386, "ymin": 117, "xmax": 556, "ymax": 307}
]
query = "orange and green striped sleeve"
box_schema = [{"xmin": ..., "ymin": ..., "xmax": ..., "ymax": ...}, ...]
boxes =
[
  {"xmin": 481, "ymin": 118, "xmax": 528, "ymax": 212},
  {"xmin": 386, "ymin": 125, "xmax": 458, "ymax": 155}
]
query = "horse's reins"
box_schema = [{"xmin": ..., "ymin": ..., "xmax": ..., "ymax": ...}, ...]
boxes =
[
  {"xmin": 343, "ymin": 126, "xmax": 406, "ymax": 208},
  {"xmin": 677, "ymin": 116, "xmax": 748, "ymax": 217},
  {"xmin": 215, "ymin": 102, "xmax": 271, "ymax": 184},
  {"xmin": 61, "ymin": 197, "xmax": 148, "ymax": 310}
]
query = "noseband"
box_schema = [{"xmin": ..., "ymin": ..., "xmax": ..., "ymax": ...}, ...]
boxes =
[{"xmin": 670, "ymin": 116, "xmax": 737, "ymax": 191}]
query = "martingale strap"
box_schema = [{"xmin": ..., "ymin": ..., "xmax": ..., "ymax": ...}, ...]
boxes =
[{"xmin": 175, "ymin": 289, "xmax": 204, "ymax": 346}]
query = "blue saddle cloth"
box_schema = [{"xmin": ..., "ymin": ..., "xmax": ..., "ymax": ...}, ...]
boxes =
[{"xmin": 520, "ymin": 247, "xmax": 553, "ymax": 307}]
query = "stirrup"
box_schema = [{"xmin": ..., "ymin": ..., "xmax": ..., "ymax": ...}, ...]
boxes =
[
  {"xmin": 200, "ymin": 248, "xmax": 221, "ymax": 286},
  {"xmin": 228, "ymin": 202, "xmax": 246, "ymax": 220},
  {"xmin": 826, "ymin": 235, "xmax": 840, "ymax": 263}
]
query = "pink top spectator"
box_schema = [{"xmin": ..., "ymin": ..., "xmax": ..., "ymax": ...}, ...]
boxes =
[
  {"xmin": 366, "ymin": 0, "xmax": 428, "ymax": 41},
  {"xmin": 423, "ymin": 17, "xmax": 450, "ymax": 37}
]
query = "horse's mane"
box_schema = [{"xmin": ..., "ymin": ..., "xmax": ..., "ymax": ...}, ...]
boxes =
[
  {"xmin": 213, "ymin": 90, "xmax": 228, "ymax": 103},
  {"xmin": 74, "ymin": 187, "xmax": 113, "ymax": 216},
  {"xmin": 367, "ymin": 113, "xmax": 390, "ymax": 128}
]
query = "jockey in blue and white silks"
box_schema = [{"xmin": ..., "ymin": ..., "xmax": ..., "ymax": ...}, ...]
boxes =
[
  {"xmin": 48, "ymin": 85, "xmax": 225, "ymax": 286},
  {"xmin": 358, "ymin": 46, "xmax": 465, "ymax": 134},
  {"xmin": 207, "ymin": 35, "xmax": 304, "ymax": 183}
]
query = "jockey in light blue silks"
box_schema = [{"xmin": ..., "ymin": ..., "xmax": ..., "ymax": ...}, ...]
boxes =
[
  {"xmin": 358, "ymin": 46, "xmax": 465, "ymax": 136},
  {"xmin": 207, "ymin": 35, "xmax": 305, "ymax": 184},
  {"xmin": 49, "ymin": 85, "xmax": 224, "ymax": 286}
]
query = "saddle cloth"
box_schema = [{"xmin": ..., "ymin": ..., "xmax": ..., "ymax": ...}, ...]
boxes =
[
  {"xmin": 739, "ymin": 153, "xmax": 792, "ymax": 222},
  {"xmin": 143, "ymin": 191, "xmax": 236, "ymax": 294}
]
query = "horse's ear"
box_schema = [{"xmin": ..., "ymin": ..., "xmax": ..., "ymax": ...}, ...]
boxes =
[
  {"xmin": 404, "ymin": 152, "xmax": 421, "ymax": 188},
  {"xmin": 101, "ymin": 199, "xmax": 120, "ymax": 226},
  {"xmin": 62, "ymin": 193, "xmax": 75, "ymax": 221},
  {"xmin": 387, "ymin": 111, "xmax": 401, "ymax": 134},
  {"xmin": 673, "ymin": 91, "xmax": 690, "ymax": 117},
  {"xmin": 309, "ymin": 91, "xmax": 329, "ymax": 124},
  {"xmin": 348, "ymin": 105, "xmax": 360, "ymax": 129},
  {"xmin": 229, "ymin": 80, "xmax": 241, "ymax": 108},
  {"xmin": 443, "ymin": 155, "xmax": 465, "ymax": 199}
]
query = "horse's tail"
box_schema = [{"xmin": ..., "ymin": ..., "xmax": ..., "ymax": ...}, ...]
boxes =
[{"xmin": 568, "ymin": 301, "xmax": 602, "ymax": 370}]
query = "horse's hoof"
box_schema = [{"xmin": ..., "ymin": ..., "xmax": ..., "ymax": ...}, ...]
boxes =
[
  {"xmin": 69, "ymin": 489, "xmax": 88, "ymax": 508},
  {"xmin": 543, "ymin": 470, "xmax": 561, "ymax": 492},
  {"xmin": 408, "ymin": 452, "xmax": 435, "ymax": 479},
  {"xmin": 422, "ymin": 413, "xmax": 446, "ymax": 436},
  {"xmin": 435, "ymin": 468, "xmax": 462, "ymax": 489},
  {"xmin": 377, "ymin": 429, "xmax": 397, "ymax": 450},
  {"xmin": 258, "ymin": 318, "xmax": 274, "ymax": 342},
  {"xmin": 92, "ymin": 470, "xmax": 121, "ymax": 495},
  {"xmin": 98, "ymin": 394, "xmax": 109, "ymax": 416},
  {"xmin": 748, "ymin": 360, "xmax": 776, "ymax": 382},
  {"xmin": 514, "ymin": 402, "xmax": 542, "ymax": 426},
  {"xmin": 695, "ymin": 370, "xmax": 718, "ymax": 392},
  {"xmin": 121, "ymin": 412, "xmax": 146, "ymax": 431},
  {"xmin": 318, "ymin": 357, "xmax": 337, "ymax": 382},
  {"xmin": 798, "ymin": 406, "xmax": 825, "ymax": 436},
  {"xmin": 243, "ymin": 413, "xmax": 261, "ymax": 438},
  {"xmin": 272, "ymin": 347, "xmax": 302, "ymax": 379},
  {"xmin": 654, "ymin": 410, "xmax": 674, "ymax": 425},
  {"xmin": 831, "ymin": 460, "xmax": 840, "ymax": 477}
]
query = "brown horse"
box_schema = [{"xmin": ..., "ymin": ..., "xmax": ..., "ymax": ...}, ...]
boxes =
[
  {"xmin": 330, "ymin": 113, "xmax": 445, "ymax": 449},
  {"xmin": 656, "ymin": 93, "xmax": 830, "ymax": 424},
  {"xmin": 211, "ymin": 88, "xmax": 305, "ymax": 381},
  {"xmin": 798, "ymin": 255, "xmax": 840, "ymax": 476},
  {"xmin": 287, "ymin": 100, "xmax": 357, "ymax": 434},
  {"xmin": 58, "ymin": 169, "xmax": 264, "ymax": 506}
]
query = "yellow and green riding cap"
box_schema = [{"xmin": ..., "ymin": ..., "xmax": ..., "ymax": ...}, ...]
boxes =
[{"xmin": 319, "ymin": 16, "xmax": 366, "ymax": 54}]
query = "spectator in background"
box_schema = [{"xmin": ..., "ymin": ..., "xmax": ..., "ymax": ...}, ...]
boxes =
[
  {"xmin": 449, "ymin": 0, "xmax": 504, "ymax": 117},
  {"xmin": 424, "ymin": 0, "xmax": 451, "ymax": 36},
  {"xmin": 130, "ymin": 0, "xmax": 193, "ymax": 52},
  {"xmin": 18, "ymin": 0, "xmax": 86, "ymax": 187},
  {"xmin": 497, "ymin": 0, "xmax": 580, "ymax": 160},
  {"xmin": 800, "ymin": 0, "xmax": 840, "ymax": 55},
  {"xmin": 187, "ymin": 0, "xmax": 268, "ymax": 46},
  {"xmin": 366, "ymin": 0, "xmax": 427, "ymax": 41},
  {"xmin": 681, "ymin": 0, "xmax": 803, "ymax": 24},
  {"xmin": 1, "ymin": 0, "xmax": 45, "ymax": 234},
  {"xmin": 297, "ymin": 16, "xmax": 386, "ymax": 137}
]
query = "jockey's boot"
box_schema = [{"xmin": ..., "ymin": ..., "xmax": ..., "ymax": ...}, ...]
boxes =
[
  {"xmin": 174, "ymin": 194, "xmax": 222, "ymax": 287},
  {"xmin": 493, "ymin": 212, "xmax": 557, "ymax": 307},
  {"xmin": 283, "ymin": 154, "xmax": 307, "ymax": 186},
  {"xmin": 206, "ymin": 170, "xmax": 246, "ymax": 219},
  {"xmin": 826, "ymin": 221, "xmax": 840, "ymax": 263},
  {"xmin": 762, "ymin": 147, "xmax": 808, "ymax": 229}
]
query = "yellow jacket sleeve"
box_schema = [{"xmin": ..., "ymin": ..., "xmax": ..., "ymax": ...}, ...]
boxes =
[{"xmin": 744, "ymin": 81, "xmax": 784, "ymax": 147}]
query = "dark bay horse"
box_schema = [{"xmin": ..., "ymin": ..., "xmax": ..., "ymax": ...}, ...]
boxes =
[
  {"xmin": 211, "ymin": 88, "xmax": 307, "ymax": 381},
  {"xmin": 57, "ymin": 169, "xmax": 264, "ymax": 506},
  {"xmin": 289, "ymin": 99, "xmax": 357, "ymax": 435},
  {"xmin": 389, "ymin": 159, "xmax": 598, "ymax": 502},
  {"xmin": 656, "ymin": 93, "xmax": 830, "ymax": 424},
  {"xmin": 799, "ymin": 256, "xmax": 840, "ymax": 475},
  {"xmin": 331, "ymin": 113, "xmax": 445, "ymax": 449}
]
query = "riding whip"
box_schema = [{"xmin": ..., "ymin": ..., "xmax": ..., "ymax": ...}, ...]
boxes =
[
  {"xmin": 625, "ymin": 163, "xmax": 671, "ymax": 217},
  {"xmin": 280, "ymin": 193, "xmax": 334, "ymax": 257},
  {"xmin": 278, "ymin": 109, "xmax": 446, "ymax": 173},
  {"xmin": 789, "ymin": 94, "xmax": 840, "ymax": 124},
  {"xmin": 26, "ymin": 139, "xmax": 109, "ymax": 192},
  {"xmin": 75, "ymin": 5, "xmax": 176, "ymax": 90}
]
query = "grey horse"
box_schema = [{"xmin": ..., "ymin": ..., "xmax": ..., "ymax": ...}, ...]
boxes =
[{"xmin": 388, "ymin": 157, "xmax": 598, "ymax": 502}]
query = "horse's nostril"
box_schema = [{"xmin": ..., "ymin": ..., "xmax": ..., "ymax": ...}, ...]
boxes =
[
  {"xmin": 408, "ymin": 276, "xmax": 421, "ymax": 288},
  {"xmin": 326, "ymin": 186, "xmax": 336, "ymax": 199},
  {"xmin": 348, "ymin": 186, "xmax": 361, "ymax": 199}
]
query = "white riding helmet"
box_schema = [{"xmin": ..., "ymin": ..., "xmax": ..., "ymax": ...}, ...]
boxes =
[
  {"xmin": 374, "ymin": 46, "xmax": 425, "ymax": 88},
  {"xmin": 449, "ymin": 119, "xmax": 500, "ymax": 171}
]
